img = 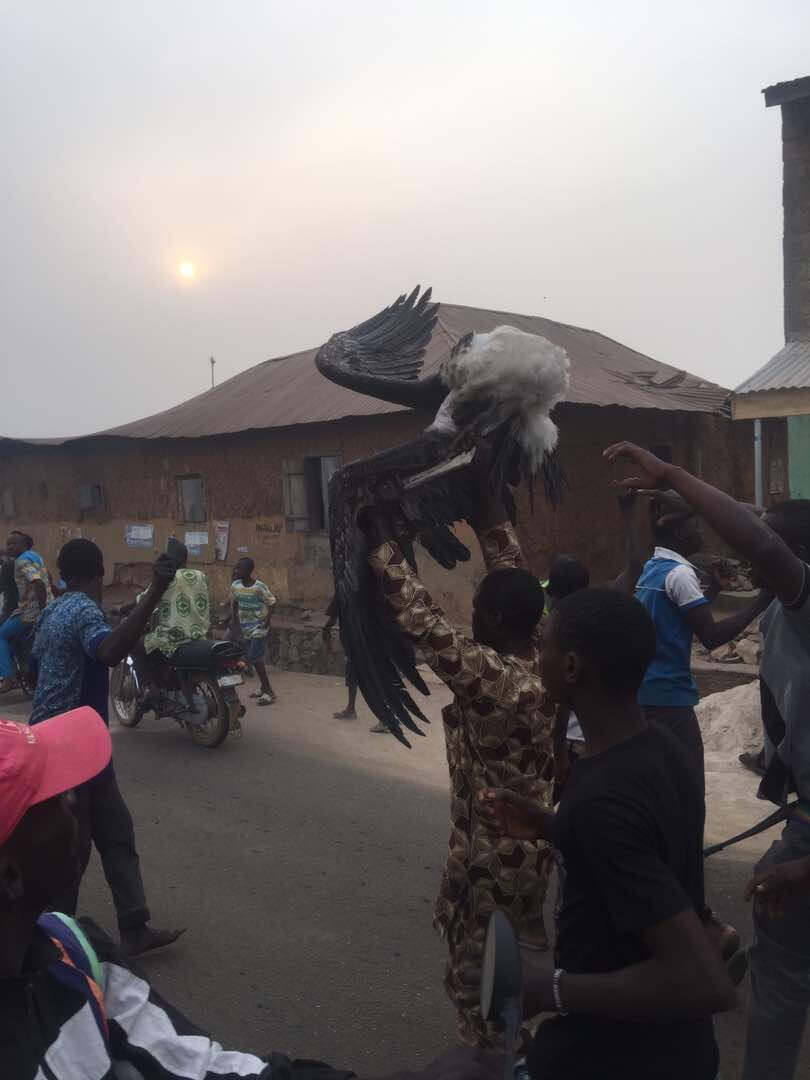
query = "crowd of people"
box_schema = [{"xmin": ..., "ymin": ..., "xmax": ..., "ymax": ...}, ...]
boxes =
[{"xmin": 2, "ymin": 442, "xmax": 810, "ymax": 1079}]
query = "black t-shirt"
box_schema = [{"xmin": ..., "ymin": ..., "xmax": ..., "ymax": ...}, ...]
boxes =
[{"xmin": 528, "ymin": 722, "xmax": 718, "ymax": 1080}]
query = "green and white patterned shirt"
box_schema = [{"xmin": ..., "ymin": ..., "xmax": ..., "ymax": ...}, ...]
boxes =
[
  {"xmin": 141, "ymin": 568, "xmax": 210, "ymax": 656},
  {"xmin": 231, "ymin": 578, "xmax": 276, "ymax": 640}
]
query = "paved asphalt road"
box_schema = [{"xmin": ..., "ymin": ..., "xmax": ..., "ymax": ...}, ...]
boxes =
[{"xmin": 3, "ymin": 668, "xmax": 809, "ymax": 1077}]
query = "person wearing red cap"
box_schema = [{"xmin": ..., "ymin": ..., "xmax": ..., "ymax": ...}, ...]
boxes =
[
  {"xmin": 30, "ymin": 538, "xmax": 184, "ymax": 956},
  {"xmin": 1, "ymin": 707, "xmax": 496, "ymax": 1079}
]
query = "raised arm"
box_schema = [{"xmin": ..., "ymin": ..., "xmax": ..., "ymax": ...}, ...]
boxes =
[
  {"xmin": 605, "ymin": 443, "xmax": 804, "ymax": 605},
  {"xmin": 96, "ymin": 557, "xmax": 176, "ymax": 667},
  {"xmin": 367, "ymin": 536, "xmax": 541, "ymax": 710}
]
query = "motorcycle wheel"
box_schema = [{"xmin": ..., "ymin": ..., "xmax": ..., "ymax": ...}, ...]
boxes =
[
  {"xmin": 187, "ymin": 676, "xmax": 230, "ymax": 749},
  {"xmin": 110, "ymin": 663, "xmax": 142, "ymax": 728}
]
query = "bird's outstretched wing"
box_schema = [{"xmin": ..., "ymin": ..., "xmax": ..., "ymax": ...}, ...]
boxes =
[
  {"xmin": 328, "ymin": 433, "xmax": 475, "ymax": 746},
  {"xmin": 315, "ymin": 287, "xmax": 443, "ymax": 410}
]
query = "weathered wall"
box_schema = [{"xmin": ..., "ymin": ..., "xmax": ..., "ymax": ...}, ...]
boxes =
[
  {"xmin": 0, "ymin": 405, "xmax": 759, "ymax": 621},
  {"xmin": 514, "ymin": 405, "xmax": 760, "ymax": 581},
  {"xmin": 0, "ymin": 412, "xmax": 436, "ymax": 608},
  {"xmin": 788, "ymin": 415, "xmax": 810, "ymax": 497},
  {"xmin": 781, "ymin": 95, "xmax": 810, "ymax": 341}
]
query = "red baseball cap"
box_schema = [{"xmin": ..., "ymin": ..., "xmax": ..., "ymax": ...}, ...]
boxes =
[{"xmin": 0, "ymin": 708, "xmax": 112, "ymax": 848}]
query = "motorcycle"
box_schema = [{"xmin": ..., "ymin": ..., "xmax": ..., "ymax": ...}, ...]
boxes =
[{"xmin": 110, "ymin": 639, "xmax": 247, "ymax": 748}]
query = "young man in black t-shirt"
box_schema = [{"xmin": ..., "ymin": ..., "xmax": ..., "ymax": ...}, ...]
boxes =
[{"xmin": 480, "ymin": 588, "xmax": 736, "ymax": 1080}]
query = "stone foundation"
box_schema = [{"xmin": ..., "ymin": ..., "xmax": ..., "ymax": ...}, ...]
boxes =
[{"xmin": 266, "ymin": 621, "xmax": 347, "ymax": 677}]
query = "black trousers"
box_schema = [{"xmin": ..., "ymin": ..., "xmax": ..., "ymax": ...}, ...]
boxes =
[
  {"xmin": 642, "ymin": 704, "xmax": 705, "ymax": 798},
  {"xmin": 58, "ymin": 774, "xmax": 150, "ymax": 931}
]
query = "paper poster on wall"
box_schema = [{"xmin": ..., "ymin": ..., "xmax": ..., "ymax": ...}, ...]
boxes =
[
  {"xmin": 184, "ymin": 530, "xmax": 209, "ymax": 557},
  {"xmin": 125, "ymin": 523, "xmax": 154, "ymax": 549},
  {"xmin": 214, "ymin": 521, "xmax": 230, "ymax": 562}
]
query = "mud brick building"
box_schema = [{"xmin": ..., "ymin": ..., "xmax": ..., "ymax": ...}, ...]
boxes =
[{"xmin": 1, "ymin": 302, "xmax": 776, "ymax": 620}]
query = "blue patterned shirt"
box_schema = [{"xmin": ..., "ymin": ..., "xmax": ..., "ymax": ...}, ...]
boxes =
[{"xmin": 31, "ymin": 592, "xmax": 111, "ymax": 730}]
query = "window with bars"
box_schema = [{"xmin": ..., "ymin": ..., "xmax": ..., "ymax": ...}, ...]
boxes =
[{"xmin": 283, "ymin": 455, "xmax": 341, "ymax": 532}]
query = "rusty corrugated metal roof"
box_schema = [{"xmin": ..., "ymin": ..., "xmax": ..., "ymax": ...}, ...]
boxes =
[
  {"xmin": 734, "ymin": 341, "xmax": 810, "ymax": 395},
  {"xmin": 5, "ymin": 302, "xmax": 731, "ymax": 445},
  {"xmin": 96, "ymin": 303, "xmax": 730, "ymax": 441}
]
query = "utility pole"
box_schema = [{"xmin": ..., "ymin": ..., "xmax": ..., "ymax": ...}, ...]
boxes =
[{"xmin": 210, "ymin": 356, "xmax": 216, "ymax": 389}]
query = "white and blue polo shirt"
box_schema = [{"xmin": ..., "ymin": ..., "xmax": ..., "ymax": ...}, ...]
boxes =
[{"xmin": 635, "ymin": 547, "xmax": 708, "ymax": 707}]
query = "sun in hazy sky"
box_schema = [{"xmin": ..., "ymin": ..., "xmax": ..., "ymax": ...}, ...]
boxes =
[{"xmin": 178, "ymin": 260, "xmax": 196, "ymax": 280}]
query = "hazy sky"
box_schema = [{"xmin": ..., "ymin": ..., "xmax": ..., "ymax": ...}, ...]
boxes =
[{"xmin": 2, "ymin": 2, "xmax": 809, "ymax": 439}]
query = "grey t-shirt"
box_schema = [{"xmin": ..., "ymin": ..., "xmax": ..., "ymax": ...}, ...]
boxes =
[{"xmin": 759, "ymin": 563, "xmax": 810, "ymax": 803}]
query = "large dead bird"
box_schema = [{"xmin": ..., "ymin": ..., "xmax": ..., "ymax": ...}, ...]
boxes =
[{"xmin": 315, "ymin": 287, "xmax": 570, "ymax": 744}]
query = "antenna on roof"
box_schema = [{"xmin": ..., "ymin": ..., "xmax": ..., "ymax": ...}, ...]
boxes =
[{"xmin": 209, "ymin": 356, "xmax": 216, "ymax": 389}]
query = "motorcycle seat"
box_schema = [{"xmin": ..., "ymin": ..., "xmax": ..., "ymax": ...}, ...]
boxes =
[{"xmin": 170, "ymin": 639, "xmax": 243, "ymax": 669}]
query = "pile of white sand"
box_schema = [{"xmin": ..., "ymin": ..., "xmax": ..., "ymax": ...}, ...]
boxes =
[{"xmin": 697, "ymin": 680, "xmax": 762, "ymax": 768}]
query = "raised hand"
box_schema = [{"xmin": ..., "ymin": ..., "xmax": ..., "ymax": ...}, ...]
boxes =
[
  {"xmin": 603, "ymin": 442, "xmax": 674, "ymax": 491},
  {"xmin": 151, "ymin": 554, "xmax": 177, "ymax": 595},
  {"xmin": 614, "ymin": 484, "xmax": 638, "ymax": 513}
]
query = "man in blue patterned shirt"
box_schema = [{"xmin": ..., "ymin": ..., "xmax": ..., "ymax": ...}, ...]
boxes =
[{"xmin": 31, "ymin": 538, "xmax": 184, "ymax": 956}]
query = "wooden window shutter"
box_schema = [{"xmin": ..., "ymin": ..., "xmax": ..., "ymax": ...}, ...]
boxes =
[{"xmin": 283, "ymin": 458, "xmax": 308, "ymax": 532}]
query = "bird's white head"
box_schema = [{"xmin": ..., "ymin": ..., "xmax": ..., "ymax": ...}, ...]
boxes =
[{"xmin": 441, "ymin": 326, "xmax": 570, "ymax": 470}]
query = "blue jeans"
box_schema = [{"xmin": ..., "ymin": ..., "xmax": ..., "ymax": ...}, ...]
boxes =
[{"xmin": 0, "ymin": 615, "xmax": 24, "ymax": 679}]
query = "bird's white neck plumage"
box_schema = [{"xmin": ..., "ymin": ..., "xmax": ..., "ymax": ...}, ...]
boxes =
[{"xmin": 426, "ymin": 326, "xmax": 571, "ymax": 472}]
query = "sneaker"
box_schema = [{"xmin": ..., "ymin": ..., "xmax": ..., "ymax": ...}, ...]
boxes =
[
  {"xmin": 333, "ymin": 709, "xmax": 357, "ymax": 720},
  {"xmin": 369, "ymin": 722, "xmax": 389, "ymax": 734},
  {"xmin": 256, "ymin": 693, "xmax": 276, "ymax": 706}
]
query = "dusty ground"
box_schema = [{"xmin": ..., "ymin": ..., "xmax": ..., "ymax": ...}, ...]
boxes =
[{"xmin": 2, "ymin": 667, "xmax": 807, "ymax": 1077}]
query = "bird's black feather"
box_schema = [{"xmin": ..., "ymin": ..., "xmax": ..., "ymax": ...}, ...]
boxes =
[
  {"xmin": 318, "ymin": 287, "xmax": 567, "ymax": 743},
  {"xmin": 315, "ymin": 287, "xmax": 442, "ymax": 410}
]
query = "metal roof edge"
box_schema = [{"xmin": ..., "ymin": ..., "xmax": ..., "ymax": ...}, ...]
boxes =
[{"xmin": 763, "ymin": 75, "xmax": 810, "ymax": 108}]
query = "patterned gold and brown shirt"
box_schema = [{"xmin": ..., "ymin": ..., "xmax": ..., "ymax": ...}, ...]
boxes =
[{"xmin": 369, "ymin": 522, "xmax": 554, "ymax": 944}]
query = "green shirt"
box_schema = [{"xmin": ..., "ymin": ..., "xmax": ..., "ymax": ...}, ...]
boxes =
[{"xmin": 142, "ymin": 568, "xmax": 210, "ymax": 656}]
